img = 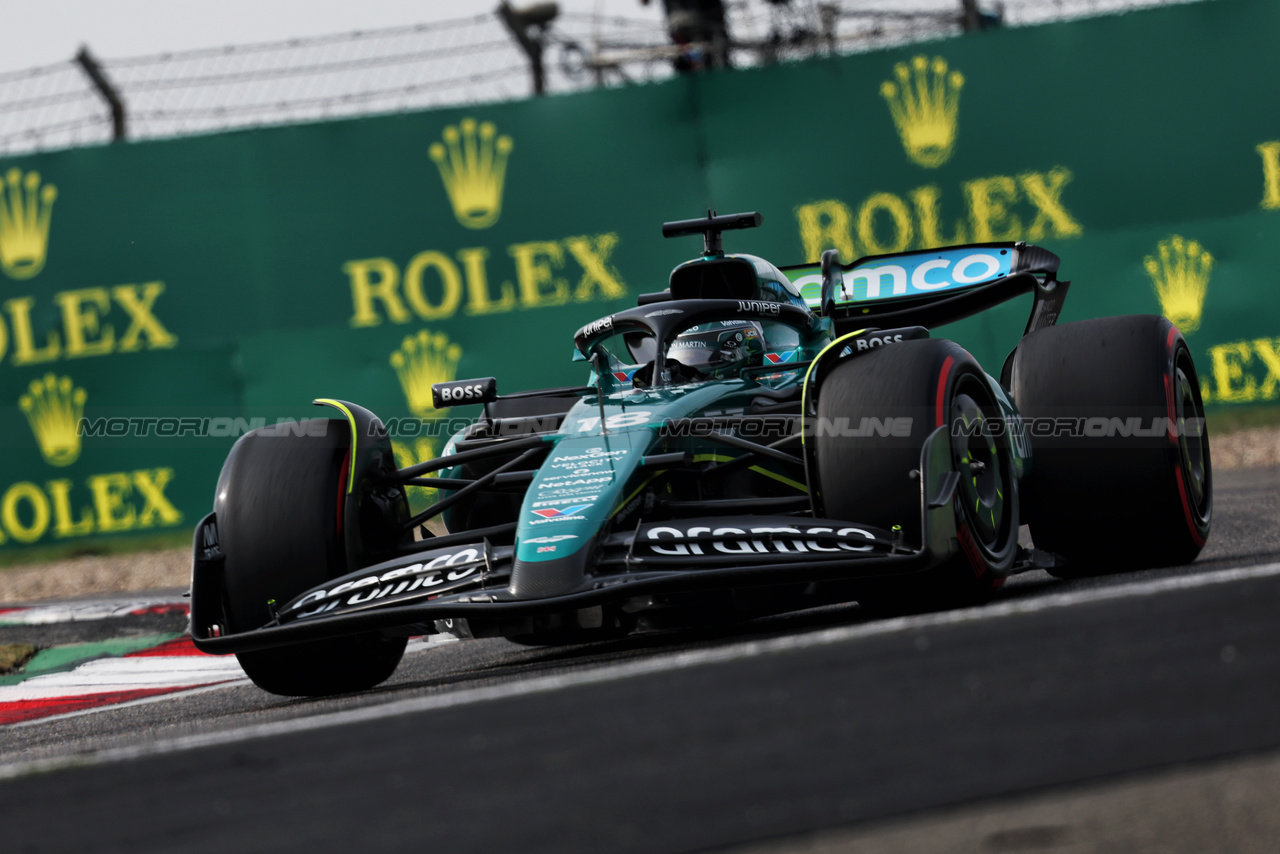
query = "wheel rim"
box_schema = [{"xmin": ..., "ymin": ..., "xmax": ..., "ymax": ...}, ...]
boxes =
[{"xmin": 951, "ymin": 385, "xmax": 1006, "ymax": 548}]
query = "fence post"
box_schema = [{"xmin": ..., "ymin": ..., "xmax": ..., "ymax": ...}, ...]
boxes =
[
  {"xmin": 498, "ymin": 2, "xmax": 559, "ymax": 96},
  {"xmin": 75, "ymin": 45, "xmax": 126, "ymax": 142}
]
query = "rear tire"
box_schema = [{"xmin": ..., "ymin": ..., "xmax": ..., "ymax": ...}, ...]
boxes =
[
  {"xmin": 815, "ymin": 339, "xmax": 1018, "ymax": 612},
  {"xmin": 216, "ymin": 420, "xmax": 407, "ymax": 696},
  {"xmin": 1010, "ymin": 315, "xmax": 1211, "ymax": 573}
]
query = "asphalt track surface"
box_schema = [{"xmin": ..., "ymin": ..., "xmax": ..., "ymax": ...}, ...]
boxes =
[{"xmin": 1, "ymin": 466, "xmax": 1278, "ymax": 853}]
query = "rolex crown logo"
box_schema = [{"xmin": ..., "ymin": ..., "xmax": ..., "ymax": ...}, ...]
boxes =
[
  {"xmin": 429, "ymin": 118, "xmax": 513, "ymax": 230},
  {"xmin": 0, "ymin": 169, "xmax": 57, "ymax": 279},
  {"xmin": 1144, "ymin": 235, "xmax": 1211, "ymax": 334},
  {"xmin": 19, "ymin": 373, "xmax": 86, "ymax": 467},
  {"xmin": 390, "ymin": 330, "xmax": 462, "ymax": 417},
  {"xmin": 880, "ymin": 56, "xmax": 964, "ymax": 169}
]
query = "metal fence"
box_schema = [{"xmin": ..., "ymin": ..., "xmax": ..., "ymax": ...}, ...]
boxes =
[{"xmin": 0, "ymin": 0, "xmax": 1205, "ymax": 156}]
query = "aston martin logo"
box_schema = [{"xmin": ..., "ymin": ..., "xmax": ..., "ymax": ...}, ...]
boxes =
[
  {"xmin": 1145, "ymin": 235, "xmax": 1211, "ymax": 334},
  {"xmin": 429, "ymin": 118, "xmax": 513, "ymax": 230},
  {"xmin": 880, "ymin": 56, "xmax": 964, "ymax": 169}
]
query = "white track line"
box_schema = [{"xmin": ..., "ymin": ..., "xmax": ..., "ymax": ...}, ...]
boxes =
[
  {"xmin": 2, "ymin": 657, "xmax": 247, "ymax": 699},
  {"xmin": 2, "ymin": 560, "xmax": 1278, "ymax": 781},
  {"xmin": 0, "ymin": 599, "xmax": 186, "ymax": 626}
]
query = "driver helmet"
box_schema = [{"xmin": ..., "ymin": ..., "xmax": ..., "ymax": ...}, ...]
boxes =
[{"xmin": 667, "ymin": 319, "xmax": 766, "ymax": 379}]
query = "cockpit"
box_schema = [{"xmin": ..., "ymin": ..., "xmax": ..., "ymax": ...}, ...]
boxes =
[{"xmin": 592, "ymin": 316, "xmax": 808, "ymax": 388}]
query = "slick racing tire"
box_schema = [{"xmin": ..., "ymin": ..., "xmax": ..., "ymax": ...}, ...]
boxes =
[
  {"xmin": 216, "ymin": 420, "xmax": 407, "ymax": 697},
  {"xmin": 1010, "ymin": 315, "xmax": 1211, "ymax": 573},
  {"xmin": 815, "ymin": 339, "xmax": 1018, "ymax": 612}
]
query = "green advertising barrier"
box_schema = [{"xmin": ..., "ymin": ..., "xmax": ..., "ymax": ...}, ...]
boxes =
[{"xmin": 0, "ymin": 0, "xmax": 1274, "ymax": 553}]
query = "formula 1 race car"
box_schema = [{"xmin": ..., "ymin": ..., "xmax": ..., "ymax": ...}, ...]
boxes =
[{"xmin": 190, "ymin": 211, "xmax": 1212, "ymax": 697}]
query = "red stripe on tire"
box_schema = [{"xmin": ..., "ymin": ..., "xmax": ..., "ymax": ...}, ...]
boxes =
[
  {"xmin": 957, "ymin": 523, "xmax": 986, "ymax": 578},
  {"xmin": 935, "ymin": 355, "xmax": 955, "ymax": 428},
  {"xmin": 336, "ymin": 447, "xmax": 350, "ymax": 535},
  {"xmin": 1174, "ymin": 464, "xmax": 1207, "ymax": 548},
  {"xmin": 1163, "ymin": 332, "xmax": 1206, "ymax": 548}
]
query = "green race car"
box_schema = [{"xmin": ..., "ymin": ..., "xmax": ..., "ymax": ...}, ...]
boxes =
[{"xmin": 191, "ymin": 211, "xmax": 1212, "ymax": 697}]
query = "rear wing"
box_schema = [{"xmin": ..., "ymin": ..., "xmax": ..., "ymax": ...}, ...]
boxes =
[{"xmin": 781, "ymin": 242, "xmax": 1065, "ymax": 336}]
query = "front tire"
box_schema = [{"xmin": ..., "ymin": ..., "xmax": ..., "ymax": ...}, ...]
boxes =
[
  {"xmin": 815, "ymin": 339, "xmax": 1018, "ymax": 611},
  {"xmin": 216, "ymin": 420, "xmax": 407, "ymax": 696}
]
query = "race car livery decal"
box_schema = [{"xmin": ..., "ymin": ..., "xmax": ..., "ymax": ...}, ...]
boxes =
[
  {"xmin": 788, "ymin": 246, "xmax": 1014, "ymax": 308},
  {"xmin": 531, "ymin": 505, "xmax": 591, "ymax": 519},
  {"xmin": 737, "ymin": 300, "xmax": 782, "ymax": 316},
  {"xmin": 518, "ymin": 394, "xmax": 734, "ymax": 563},
  {"xmin": 639, "ymin": 522, "xmax": 885, "ymax": 556},
  {"xmin": 527, "ymin": 533, "xmax": 581, "ymax": 554},
  {"xmin": 529, "ymin": 494, "xmax": 599, "ymax": 507},
  {"xmin": 283, "ymin": 547, "xmax": 486, "ymax": 620},
  {"xmin": 535, "ymin": 447, "xmax": 627, "ymax": 493},
  {"xmin": 533, "ymin": 484, "xmax": 609, "ymax": 500},
  {"xmin": 853, "ymin": 332, "xmax": 905, "ymax": 349},
  {"xmin": 578, "ymin": 316, "xmax": 614, "ymax": 338},
  {"xmin": 531, "ymin": 496, "xmax": 599, "ymax": 508},
  {"xmin": 548, "ymin": 459, "xmax": 618, "ymax": 475},
  {"xmin": 546, "ymin": 448, "xmax": 628, "ymax": 467},
  {"xmin": 764, "ymin": 350, "xmax": 800, "ymax": 364},
  {"xmin": 529, "ymin": 514, "xmax": 589, "ymax": 525},
  {"xmin": 834, "ymin": 328, "xmax": 928, "ymax": 360},
  {"xmin": 536, "ymin": 475, "xmax": 615, "ymax": 490},
  {"xmin": 431, "ymin": 376, "xmax": 497, "ymax": 409},
  {"xmin": 565, "ymin": 410, "xmax": 654, "ymax": 433}
]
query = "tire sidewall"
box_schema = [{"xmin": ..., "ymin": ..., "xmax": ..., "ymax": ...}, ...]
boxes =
[
  {"xmin": 215, "ymin": 421, "xmax": 349, "ymax": 633},
  {"xmin": 1012, "ymin": 315, "xmax": 1211, "ymax": 567},
  {"xmin": 813, "ymin": 338, "xmax": 1019, "ymax": 572}
]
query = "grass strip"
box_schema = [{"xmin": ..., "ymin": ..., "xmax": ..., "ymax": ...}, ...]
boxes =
[
  {"xmin": 0, "ymin": 634, "xmax": 184, "ymax": 686},
  {"xmin": 0, "ymin": 644, "xmax": 38, "ymax": 674}
]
